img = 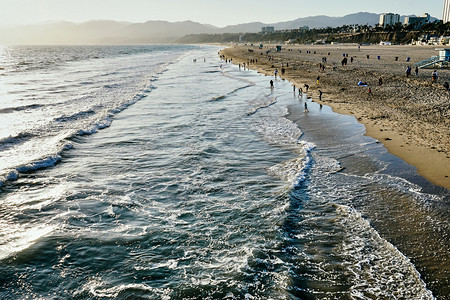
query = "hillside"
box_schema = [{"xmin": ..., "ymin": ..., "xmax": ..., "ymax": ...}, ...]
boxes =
[{"xmin": 0, "ymin": 12, "xmax": 439, "ymax": 45}]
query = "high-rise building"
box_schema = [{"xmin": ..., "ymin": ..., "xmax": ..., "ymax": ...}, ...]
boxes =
[
  {"xmin": 443, "ymin": 0, "xmax": 450, "ymax": 23},
  {"xmin": 379, "ymin": 13, "xmax": 401, "ymax": 27},
  {"xmin": 261, "ymin": 27, "xmax": 275, "ymax": 34},
  {"xmin": 404, "ymin": 13, "xmax": 431, "ymax": 28}
]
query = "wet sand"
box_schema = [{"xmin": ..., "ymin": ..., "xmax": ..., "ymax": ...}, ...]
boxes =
[{"xmin": 220, "ymin": 44, "xmax": 450, "ymax": 189}]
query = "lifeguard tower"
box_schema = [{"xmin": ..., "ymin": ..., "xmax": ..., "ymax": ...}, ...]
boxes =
[{"xmin": 415, "ymin": 49, "xmax": 450, "ymax": 69}]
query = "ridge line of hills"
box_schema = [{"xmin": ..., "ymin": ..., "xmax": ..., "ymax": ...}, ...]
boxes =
[{"xmin": 0, "ymin": 12, "xmax": 438, "ymax": 45}]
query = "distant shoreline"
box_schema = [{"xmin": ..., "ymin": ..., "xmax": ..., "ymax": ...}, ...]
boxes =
[{"xmin": 220, "ymin": 44, "xmax": 449, "ymax": 189}]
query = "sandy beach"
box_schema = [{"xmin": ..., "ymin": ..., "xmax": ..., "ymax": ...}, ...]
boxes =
[{"xmin": 220, "ymin": 44, "xmax": 450, "ymax": 189}]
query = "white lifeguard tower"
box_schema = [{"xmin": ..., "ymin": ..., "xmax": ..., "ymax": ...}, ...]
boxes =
[{"xmin": 415, "ymin": 49, "xmax": 450, "ymax": 68}]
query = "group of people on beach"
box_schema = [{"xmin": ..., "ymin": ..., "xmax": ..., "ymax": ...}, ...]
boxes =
[
  {"xmin": 222, "ymin": 45, "xmax": 450, "ymax": 118},
  {"xmin": 405, "ymin": 66, "xmax": 419, "ymax": 77}
]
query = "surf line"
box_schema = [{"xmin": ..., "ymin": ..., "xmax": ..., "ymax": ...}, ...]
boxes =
[{"xmin": 247, "ymin": 98, "xmax": 278, "ymax": 116}]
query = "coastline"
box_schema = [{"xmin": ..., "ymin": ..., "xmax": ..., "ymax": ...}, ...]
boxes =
[{"xmin": 220, "ymin": 44, "xmax": 450, "ymax": 189}]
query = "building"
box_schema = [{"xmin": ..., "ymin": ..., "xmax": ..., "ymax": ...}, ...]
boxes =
[
  {"xmin": 261, "ymin": 27, "xmax": 275, "ymax": 34},
  {"xmin": 379, "ymin": 13, "xmax": 401, "ymax": 27},
  {"xmin": 404, "ymin": 13, "xmax": 431, "ymax": 28},
  {"xmin": 444, "ymin": 0, "xmax": 450, "ymax": 23}
]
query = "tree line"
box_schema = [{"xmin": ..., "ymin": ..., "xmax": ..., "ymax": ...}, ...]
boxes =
[{"xmin": 176, "ymin": 21, "xmax": 450, "ymax": 44}]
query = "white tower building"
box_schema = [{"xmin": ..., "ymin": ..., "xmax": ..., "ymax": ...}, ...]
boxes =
[
  {"xmin": 443, "ymin": 0, "xmax": 450, "ymax": 23},
  {"xmin": 379, "ymin": 13, "xmax": 401, "ymax": 27}
]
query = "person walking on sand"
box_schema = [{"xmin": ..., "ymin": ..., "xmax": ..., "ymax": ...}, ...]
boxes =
[
  {"xmin": 368, "ymin": 87, "xmax": 372, "ymax": 95},
  {"xmin": 432, "ymin": 70, "xmax": 438, "ymax": 83},
  {"xmin": 378, "ymin": 77, "xmax": 383, "ymax": 85},
  {"xmin": 304, "ymin": 84, "xmax": 309, "ymax": 92},
  {"xmin": 317, "ymin": 76, "xmax": 320, "ymax": 85},
  {"xmin": 318, "ymin": 90, "xmax": 323, "ymax": 101},
  {"xmin": 406, "ymin": 66, "xmax": 411, "ymax": 77},
  {"xmin": 415, "ymin": 66, "xmax": 419, "ymax": 76}
]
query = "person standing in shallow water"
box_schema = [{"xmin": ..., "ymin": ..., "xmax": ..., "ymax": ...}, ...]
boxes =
[
  {"xmin": 304, "ymin": 101, "xmax": 309, "ymax": 112},
  {"xmin": 270, "ymin": 80, "xmax": 274, "ymax": 88}
]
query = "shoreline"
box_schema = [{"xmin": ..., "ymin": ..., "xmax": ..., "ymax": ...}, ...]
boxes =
[{"xmin": 220, "ymin": 44, "xmax": 450, "ymax": 189}]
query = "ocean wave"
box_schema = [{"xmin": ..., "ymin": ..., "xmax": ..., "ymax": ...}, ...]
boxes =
[
  {"xmin": 247, "ymin": 96, "xmax": 277, "ymax": 116},
  {"xmin": 0, "ymin": 142, "xmax": 73, "ymax": 186},
  {"xmin": 108, "ymin": 93, "xmax": 148, "ymax": 115},
  {"xmin": 0, "ymin": 170, "xmax": 19, "ymax": 187},
  {"xmin": 54, "ymin": 109, "xmax": 96, "ymax": 123},
  {"xmin": 0, "ymin": 104, "xmax": 44, "ymax": 114},
  {"xmin": 16, "ymin": 154, "xmax": 62, "ymax": 173},
  {"xmin": 0, "ymin": 223, "xmax": 56, "ymax": 261},
  {"xmin": 76, "ymin": 279, "xmax": 164, "ymax": 299},
  {"xmin": 332, "ymin": 204, "xmax": 435, "ymax": 299},
  {"xmin": 269, "ymin": 142, "xmax": 315, "ymax": 187},
  {"xmin": 77, "ymin": 117, "xmax": 112, "ymax": 136},
  {"xmin": 0, "ymin": 132, "xmax": 35, "ymax": 150},
  {"xmin": 210, "ymin": 84, "xmax": 254, "ymax": 102}
]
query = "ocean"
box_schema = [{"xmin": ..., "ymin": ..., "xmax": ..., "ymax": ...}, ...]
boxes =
[{"xmin": 0, "ymin": 45, "xmax": 448, "ymax": 299}]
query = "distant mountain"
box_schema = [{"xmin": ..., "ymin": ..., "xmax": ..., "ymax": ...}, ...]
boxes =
[
  {"xmin": 219, "ymin": 12, "xmax": 381, "ymax": 33},
  {"xmin": 0, "ymin": 12, "xmax": 439, "ymax": 45},
  {"xmin": 0, "ymin": 20, "xmax": 218, "ymax": 45}
]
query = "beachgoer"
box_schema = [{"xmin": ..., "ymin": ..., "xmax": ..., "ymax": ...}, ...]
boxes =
[
  {"xmin": 406, "ymin": 66, "xmax": 411, "ymax": 77},
  {"xmin": 415, "ymin": 66, "xmax": 419, "ymax": 76},
  {"xmin": 378, "ymin": 77, "xmax": 383, "ymax": 85},
  {"xmin": 304, "ymin": 102, "xmax": 309, "ymax": 112},
  {"xmin": 304, "ymin": 84, "xmax": 309, "ymax": 92},
  {"xmin": 444, "ymin": 82, "xmax": 449, "ymax": 91},
  {"xmin": 317, "ymin": 76, "xmax": 320, "ymax": 85},
  {"xmin": 274, "ymin": 69, "xmax": 278, "ymax": 77},
  {"xmin": 368, "ymin": 87, "xmax": 372, "ymax": 95},
  {"xmin": 270, "ymin": 80, "xmax": 274, "ymax": 88},
  {"xmin": 318, "ymin": 90, "xmax": 323, "ymax": 101},
  {"xmin": 432, "ymin": 70, "xmax": 438, "ymax": 83},
  {"xmin": 293, "ymin": 85, "xmax": 296, "ymax": 92}
]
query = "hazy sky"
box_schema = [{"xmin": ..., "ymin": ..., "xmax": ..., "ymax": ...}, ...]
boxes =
[{"xmin": 1, "ymin": 0, "xmax": 444, "ymax": 27}]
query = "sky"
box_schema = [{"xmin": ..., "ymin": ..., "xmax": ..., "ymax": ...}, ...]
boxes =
[{"xmin": 1, "ymin": 0, "xmax": 444, "ymax": 27}]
